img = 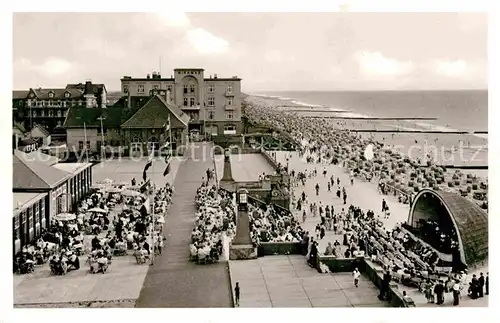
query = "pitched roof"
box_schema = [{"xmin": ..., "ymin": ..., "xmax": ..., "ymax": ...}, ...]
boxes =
[
  {"xmin": 29, "ymin": 124, "xmax": 51, "ymax": 138},
  {"xmin": 121, "ymin": 95, "xmax": 189, "ymax": 128},
  {"xmin": 27, "ymin": 87, "xmax": 85, "ymax": 100},
  {"xmin": 13, "ymin": 192, "xmax": 48, "ymax": 212},
  {"xmin": 66, "ymin": 82, "xmax": 107, "ymax": 95},
  {"xmin": 13, "ymin": 90, "xmax": 29, "ymax": 100},
  {"xmin": 13, "ymin": 151, "xmax": 71, "ymax": 189},
  {"xmin": 409, "ymin": 188, "xmax": 488, "ymax": 267},
  {"xmin": 63, "ymin": 106, "xmax": 128, "ymax": 128}
]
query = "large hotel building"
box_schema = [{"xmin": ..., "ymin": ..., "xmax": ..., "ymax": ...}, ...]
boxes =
[{"xmin": 120, "ymin": 68, "xmax": 242, "ymax": 136}]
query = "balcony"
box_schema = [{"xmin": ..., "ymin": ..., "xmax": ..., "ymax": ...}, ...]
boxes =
[
  {"xmin": 224, "ymin": 105, "xmax": 235, "ymax": 111},
  {"xmin": 181, "ymin": 104, "xmax": 200, "ymax": 111}
]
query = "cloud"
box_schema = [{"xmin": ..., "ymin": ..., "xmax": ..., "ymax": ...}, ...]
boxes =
[
  {"xmin": 79, "ymin": 38, "xmax": 126, "ymax": 60},
  {"xmin": 355, "ymin": 51, "xmax": 413, "ymax": 77},
  {"xmin": 14, "ymin": 57, "xmax": 76, "ymax": 77},
  {"xmin": 156, "ymin": 12, "xmax": 191, "ymax": 28},
  {"xmin": 186, "ymin": 28, "xmax": 229, "ymax": 54},
  {"xmin": 435, "ymin": 60, "xmax": 467, "ymax": 78}
]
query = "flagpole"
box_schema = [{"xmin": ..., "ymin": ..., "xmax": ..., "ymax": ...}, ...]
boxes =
[
  {"xmin": 150, "ymin": 145, "xmax": 156, "ymax": 265},
  {"xmin": 168, "ymin": 114, "xmax": 173, "ymax": 157},
  {"xmin": 83, "ymin": 121, "xmax": 89, "ymax": 161}
]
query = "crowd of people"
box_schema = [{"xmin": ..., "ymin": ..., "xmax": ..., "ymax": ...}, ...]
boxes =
[
  {"xmin": 14, "ymin": 179, "xmax": 173, "ymax": 275},
  {"xmin": 244, "ymin": 96, "xmax": 488, "ymax": 208},
  {"xmin": 190, "ymin": 182, "xmax": 236, "ymax": 264},
  {"xmin": 242, "ymin": 97, "xmax": 489, "ymax": 306}
]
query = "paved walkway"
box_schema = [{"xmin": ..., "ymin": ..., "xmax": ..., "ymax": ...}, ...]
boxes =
[
  {"xmin": 273, "ymin": 150, "xmax": 488, "ymax": 307},
  {"xmin": 229, "ymin": 255, "xmax": 387, "ymax": 307},
  {"xmin": 215, "ymin": 153, "xmax": 275, "ymax": 182},
  {"xmin": 14, "ymin": 159, "xmax": 178, "ymax": 307},
  {"xmin": 135, "ymin": 142, "xmax": 233, "ymax": 307}
]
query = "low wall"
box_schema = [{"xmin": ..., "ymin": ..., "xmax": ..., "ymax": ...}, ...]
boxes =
[
  {"xmin": 259, "ymin": 242, "xmax": 302, "ymax": 256},
  {"xmin": 318, "ymin": 256, "xmax": 415, "ymax": 307},
  {"xmin": 260, "ymin": 148, "xmax": 280, "ymax": 171}
]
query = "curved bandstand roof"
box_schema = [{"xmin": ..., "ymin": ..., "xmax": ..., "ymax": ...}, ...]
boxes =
[{"xmin": 408, "ymin": 189, "xmax": 488, "ymax": 267}]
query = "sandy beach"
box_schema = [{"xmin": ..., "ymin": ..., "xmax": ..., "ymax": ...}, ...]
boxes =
[{"xmin": 244, "ymin": 94, "xmax": 488, "ymax": 209}]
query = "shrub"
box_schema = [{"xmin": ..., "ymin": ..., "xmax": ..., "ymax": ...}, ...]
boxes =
[{"xmin": 448, "ymin": 181, "xmax": 454, "ymax": 187}]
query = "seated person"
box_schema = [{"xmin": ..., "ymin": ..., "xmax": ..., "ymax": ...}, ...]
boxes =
[{"xmin": 324, "ymin": 242, "xmax": 334, "ymax": 256}]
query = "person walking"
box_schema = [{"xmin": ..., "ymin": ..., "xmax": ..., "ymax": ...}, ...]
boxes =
[
  {"xmin": 478, "ymin": 272, "xmax": 485, "ymax": 297},
  {"xmin": 485, "ymin": 272, "xmax": 489, "ymax": 295},
  {"xmin": 452, "ymin": 280, "xmax": 461, "ymax": 306},
  {"xmin": 315, "ymin": 183, "xmax": 320, "ymax": 196},
  {"xmin": 353, "ymin": 268, "xmax": 360, "ymax": 288},
  {"xmin": 382, "ymin": 199, "xmax": 387, "ymax": 212},
  {"xmin": 434, "ymin": 280, "xmax": 445, "ymax": 305},
  {"xmin": 234, "ymin": 282, "xmax": 240, "ymax": 306}
]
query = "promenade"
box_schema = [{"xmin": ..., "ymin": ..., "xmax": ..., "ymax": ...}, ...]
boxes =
[
  {"xmin": 14, "ymin": 158, "xmax": 180, "ymax": 308},
  {"xmin": 229, "ymin": 255, "xmax": 387, "ymax": 307},
  {"xmin": 273, "ymin": 150, "xmax": 488, "ymax": 307},
  {"xmin": 215, "ymin": 153, "xmax": 275, "ymax": 182},
  {"xmin": 135, "ymin": 142, "xmax": 232, "ymax": 307}
]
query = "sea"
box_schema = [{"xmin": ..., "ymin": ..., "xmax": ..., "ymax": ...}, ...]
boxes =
[{"xmin": 254, "ymin": 90, "xmax": 488, "ymax": 135}]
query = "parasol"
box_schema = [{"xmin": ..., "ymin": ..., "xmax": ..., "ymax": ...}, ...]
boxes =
[
  {"xmin": 106, "ymin": 187, "xmax": 123, "ymax": 193},
  {"xmin": 156, "ymin": 216, "xmax": 165, "ymax": 224},
  {"xmin": 54, "ymin": 213, "xmax": 76, "ymax": 221},
  {"xmin": 87, "ymin": 207, "xmax": 107, "ymax": 214},
  {"xmin": 121, "ymin": 189, "xmax": 144, "ymax": 197},
  {"xmin": 97, "ymin": 178, "xmax": 114, "ymax": 185}
]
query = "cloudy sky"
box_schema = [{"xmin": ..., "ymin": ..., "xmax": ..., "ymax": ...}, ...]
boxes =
[{"xmin": 13, "ymin": 12, "xmax": 487, "ymax": 92}]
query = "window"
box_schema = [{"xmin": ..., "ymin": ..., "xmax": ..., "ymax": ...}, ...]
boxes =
[
  {"xmin": 208, "ymin": 111, "xmax": 215, "ymax": 120},
  {"xmin": 49, "ymin": 92, "xmax": 54, "ymax": 98},
  {"xmin": 153, "ymin": 84, "xmax": 159, "ymax": 90},
  {"xmin": 208, "ymin": 97, "xmax": 215, "ymax": 106},
  {"xmin": 32, "ymin": 110, "xmax": 37, "ymax": 117},
  {"xmin": 86, "ymin": 141, "xmax": 90, "ymax": 150},
  {"xmin": 35, "ymin": 204, "xmax": 40, "ymax": 223},
  {"xmin": 28, "ymin": 207, "xmax": 33, "ymax": 225},
  {"xmin": 40, "ymin": 110, "xmax": 44, "ymax": 117},
  {"xmin": 57, "ymin": 121, "xmax": 62, "ymax": 127},
  {"xmin": 57, "ymin": 110, "xmax": 62, "ymax": 117},
  {"xmin": 208, "ymin": 85, "xmax": 215, "ymax": 93},
  {"xmin": 78, "ymin": 100, "xmax": 82, "ymax": 107},
  {"xmin": 97, "ymin": 141, "xmax": 102, "ymax": 152},
  {"xmin": 79, "ymin": 141, "xmax": 83, "ymax": 150},
  {"xmin": 64, "ymin": 91, "xmax": 70, "ymax": 98},
  {"xmin": 190, "ymin": 98, "xmax": 195, "ymax": 106},
  {"xmin": 40, "ymin": 199, "xmax": 45, "ymax": 222},
  {"xmin": 183, "ymin": 85, "xmax": 188, "ymax": 94},
  {"xmin": 21, "ymin": 211, "xmax": 26, "ymax": 224},
  {"xmin": 227, "ymin": 85, "xmax": 233, "ymax": 93},
  {"xmin": 183, "ymin": 98, "xmax": 188, "ymax": 106},
  {"xmin": 48, "ymin": 100, "xmax": 53, "ymax": 106},
  {"xmin": 37, "ymin": 101, "xmax": 42, "ymax": 107},
  {"xmin": 225, "ymin": 111, "xmax": 234, "ymax": 120},
  {"xmin": 14, "ymin": 214, "xmax": 19, "ymax": 230},
  {"xmin": 97, "ymin": 127, "xmax": 107, "ymax": 135},
  {"xmin": 167, "ymin": 85, "xmax": 172, "ymax": 92},
  {"xmin": 123, "ymin": 86, "xmax": 128, "ymax": 94},
  {"xmin": 189, "ymin": 85, "xmax": 195, "ymax": 93},
  {"xmin": 224, "ymin": 125, "xmax": 236, "ymax": 135},
  {"xmin": 137, "ymin": 85, "xmax": 145, "ymax": 93},
  {"xmin": 227, "ymin": 98, "xmax": 233, "ymax": 106},
  {"xmin": 48, "ymin": 110, "xmax": 53, "ymax": 117}
]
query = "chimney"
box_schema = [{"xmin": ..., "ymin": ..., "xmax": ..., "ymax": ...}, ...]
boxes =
[
  {"xmin": 214, "ymin": 74, "xmax": 218, "ymax": 79},
  {"xmin": 147, "ymin": 74, "xmax": 151, "ymax": 79}
]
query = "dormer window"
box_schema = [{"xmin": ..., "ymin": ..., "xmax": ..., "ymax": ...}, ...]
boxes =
[
  {"xmin": 48, "ymin": 91, "xmax": 54, "ymax": 98},
  {"xmin": 30, "ymin": 92, "xmax": 35, "ymax": 98},
  {"xmin": 64, "ymin": 91, "xmax": 71, "ymax": 98}
]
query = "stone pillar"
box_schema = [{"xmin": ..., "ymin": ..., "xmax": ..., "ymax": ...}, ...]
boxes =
[
  {"xmin": 220, "ymin": 149, "xmax": 235, "ymax": 191},
  {"xmin": 229, "ymin": 188, "xmax": 257, "ymax": 260}
]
